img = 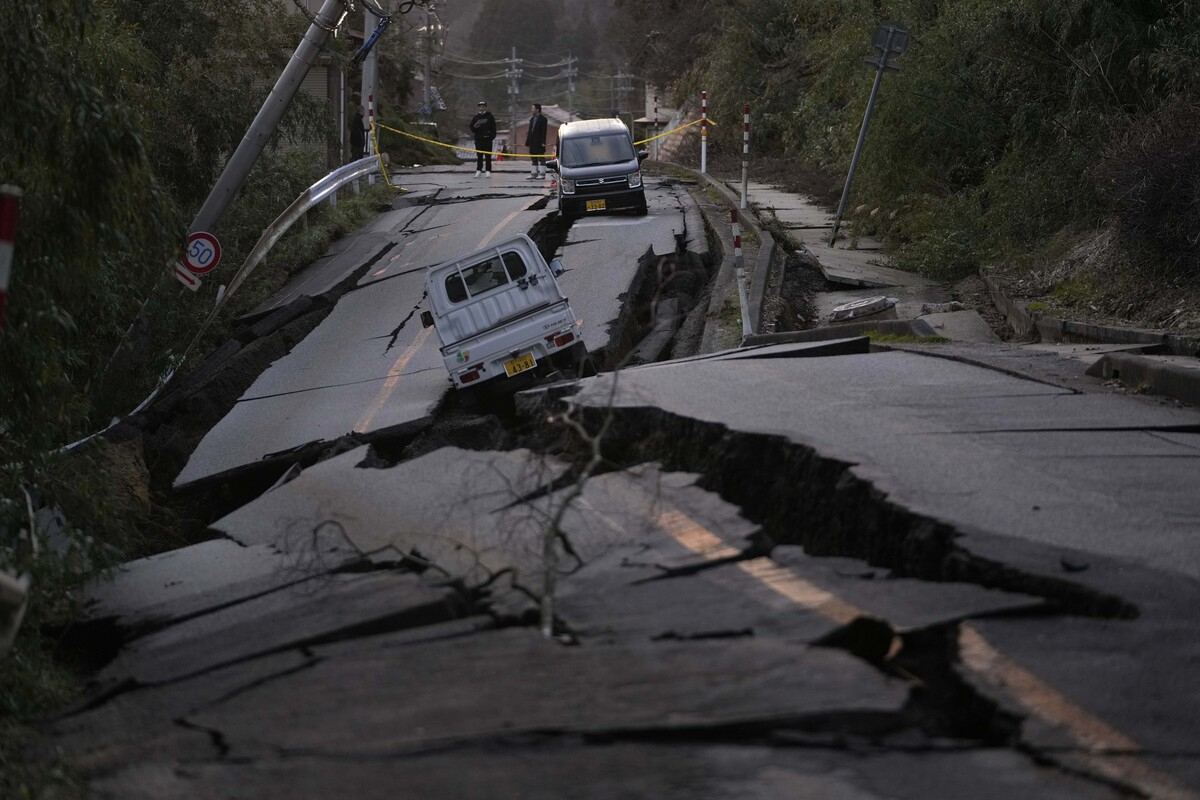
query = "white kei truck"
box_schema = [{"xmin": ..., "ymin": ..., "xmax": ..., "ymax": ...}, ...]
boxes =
[{"xmin": 420, "ymin": 234, "xmax": 589, "ymax": 391}]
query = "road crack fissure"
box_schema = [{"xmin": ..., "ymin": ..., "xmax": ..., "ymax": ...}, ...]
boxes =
[{"xmin": 534, "ymin": 400, "xmax": 1137, "ymax": 619}]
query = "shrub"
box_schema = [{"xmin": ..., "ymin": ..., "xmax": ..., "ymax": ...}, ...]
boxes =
[{"xmin": 1099, "ymin": 97, "xmax": 1200, "ymax": 282}]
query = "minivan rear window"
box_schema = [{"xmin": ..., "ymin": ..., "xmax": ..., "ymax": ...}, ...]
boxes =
[{"xmin": 561, "ymin": 133, "xmax": 636, "ymax": 168}]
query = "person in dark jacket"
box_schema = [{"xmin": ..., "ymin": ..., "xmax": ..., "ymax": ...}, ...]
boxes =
[
  {"xmin": 349, "ymin": 106, "xmax": 367, "ymax": 159},
  {"xmin": 525, "ymin": 103, "xmax": 548, "ymax": 180},
  {"xmin": 469, "ymin": 100, "xmax": 497, "ymax": 176}
]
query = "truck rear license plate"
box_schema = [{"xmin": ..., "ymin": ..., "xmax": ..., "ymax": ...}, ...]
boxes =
[
  {"xmin": 504, "ymin": 352, "xmax": 537, "ymax": 377},
  {"xmin": 586, "ymin": 199, "xmax": 606, "ymax": 212}
]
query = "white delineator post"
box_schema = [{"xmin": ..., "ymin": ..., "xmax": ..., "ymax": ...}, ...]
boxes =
[
  {"xmin": 732, "ymin": 209, "xmax": 752, "ymax": 338},
  {"xmin": 0, "ymin": 185, "xmax": 21, "ymax": 328},
  {"xmin": 700, "ymin": 91, "xmax": 708, "ymax": 174},
  {"xmin": 740, "ymin": 104, "xmax": 750, "ymax": 210},
  {"xmin": 654, "ymin": 94, "xmax": 660, "ymax": 160}
]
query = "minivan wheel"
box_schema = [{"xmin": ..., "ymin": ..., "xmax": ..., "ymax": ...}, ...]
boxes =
[{"xmin": 634, "ymin": 191, "xmax": 648, "ymax": 216}]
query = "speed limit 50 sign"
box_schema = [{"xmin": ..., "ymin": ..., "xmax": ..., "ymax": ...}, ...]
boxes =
[{"xmin": 183, "ymin": 231, "xmax": 222, "ymax": 275}]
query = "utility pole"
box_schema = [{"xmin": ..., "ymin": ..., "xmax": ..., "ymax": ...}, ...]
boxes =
[
  {"xmin": 506, "ymin": 46, "xmax": 522, "ymax": 145},
  {"xmin": 362, "ymin": 4, "xmax": 381, "ymax": 184},
  {"xmin": 614, "ymin": 65, "xmax": 631, "ymax": 126},
  {"xmin": 189, "ymin": 0, "xmax": 348, "ymax": 239},
  {"xmin": 565, "ymin": 51, "xmax": 578, "ymax": 119},
  {"xmin": 427, "ymin": 4, "xmax": 436, "ymax": 120}
]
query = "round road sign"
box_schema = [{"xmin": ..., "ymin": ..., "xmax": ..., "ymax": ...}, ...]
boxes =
[{"xmin": 184, "ymin": 231, "xmax": 222, "ymax": 275}]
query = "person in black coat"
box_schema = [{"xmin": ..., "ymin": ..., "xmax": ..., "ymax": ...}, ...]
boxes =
[
  {"xmin": 349, "ymin": 106, "xmax": 367, "ymax": 159},
  {"xmin": 525, "ymin": 103, "xmax": 548, "ymax": 180},
  {"xmin": 469, "ymin": 100, "xmax": 497, "ymax": 176}
]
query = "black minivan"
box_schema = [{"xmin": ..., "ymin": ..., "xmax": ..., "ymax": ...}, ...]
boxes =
[{"xmin": 545, "ymin": 118, "xmax": 648, "ymax": 219}]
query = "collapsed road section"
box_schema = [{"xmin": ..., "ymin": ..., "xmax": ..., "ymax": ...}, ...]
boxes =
[{"xmin": 50, "ymin": 332, "xmax": 1200, "ymax": 799}]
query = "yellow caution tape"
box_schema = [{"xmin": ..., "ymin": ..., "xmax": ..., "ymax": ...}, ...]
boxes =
[
  {"xmin": 371, "ymin": 116, "xmax": 719, "ymax": 163},
  {"xmin": 636, "ymin": 117, "xmax": 716, "ymax": 146},
  {"xmin": 368, "ymin": 120, "xmax": 399, "ymax": 190}
]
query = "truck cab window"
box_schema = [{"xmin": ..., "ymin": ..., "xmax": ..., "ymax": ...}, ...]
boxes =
[
  {"xmin": 445, "ymin": 273, "xmax": 467, "ymax": 303},
  {"xmin": 502, "ymin": 251, "xmax": 528, "ymax": 280}
]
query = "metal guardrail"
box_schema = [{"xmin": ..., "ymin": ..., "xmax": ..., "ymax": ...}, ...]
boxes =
[{"xmin": 216, "ymin": 154, "xmax": 389, "ymax": 310}]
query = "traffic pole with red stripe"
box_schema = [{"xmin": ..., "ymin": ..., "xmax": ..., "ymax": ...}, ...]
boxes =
[
  {"xmin": 653, "ymin": 94, "xmax": 660, "ymax": 160},
  {"xmin": 0, "ymin": 185, "xmax": 22, "ymax": 329},
  {"xmin": 740, "ymin": 104, "xmax": 750, "ymax": 210},
  {"xmin": 366, "ymin": 92, "xmax": 376, "ymax": 185},
  {"xmin": 700, "ymin": 91, "xmax": 708, "ymax": 174}
]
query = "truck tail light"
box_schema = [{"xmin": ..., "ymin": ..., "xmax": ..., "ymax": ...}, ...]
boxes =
[
  {"xmin": 458, "ymin": 363, "xmax": 484, "ymax": 384},
  {"xmin": 545, "ymin": 330, "xmax": 574, "ymax": 349}
]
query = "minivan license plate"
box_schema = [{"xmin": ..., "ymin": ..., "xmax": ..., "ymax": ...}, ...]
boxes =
[
  {"xmin": 504, "ymin": 352, "xmax": 536, "ymax": 377},
  {"xmin": 586, "ymin": 199, "xmax": 606, "ymax": 212}
]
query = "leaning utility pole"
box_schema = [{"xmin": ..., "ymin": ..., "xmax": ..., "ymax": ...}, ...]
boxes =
[{"xmin": 190, "ymin": 0, "xmax": 348, "ymax": 239}]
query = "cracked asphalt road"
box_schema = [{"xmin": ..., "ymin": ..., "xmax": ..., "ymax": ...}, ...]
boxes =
[{"xmin": 52, "ymin": 165, "xmax": 1200, "ymax": 799}]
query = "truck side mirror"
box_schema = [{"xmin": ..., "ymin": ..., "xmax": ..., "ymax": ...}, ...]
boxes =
[
  {"xmin": 549, "ymin": 259, "xmax": 565, "ymax": 276},
  {"xmin": 545, "ymin": 158, "xmax": 559, "ymax": 172},
  {"xmin": 420, "ymin": 310, "xmax": 433, "ymax": 328}
]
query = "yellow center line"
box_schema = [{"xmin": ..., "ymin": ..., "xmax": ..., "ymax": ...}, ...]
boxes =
[
  {"xmin": 479, "ymin": 207, "xmax": 526, "ymax": 250},
  {"xmin": 653, "ymin": 508, "xmax": 862, "ymax": 625},
  {"xmin": 353, "ymin": 326, "xmax": 433, "ymax": 434},
  {"xmin": 353, "ymin": 220, "xmax": 523, "ymax": 433},
  {"xmin": 648, "ymin": 503, "xmax": 1195, "ymax": 797}
]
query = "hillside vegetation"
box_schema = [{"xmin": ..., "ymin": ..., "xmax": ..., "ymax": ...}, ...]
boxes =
[
  {"xmin": 0, "ymin": 2, "xmax": 438, "ymax": 792},
  {"xmin": 614, "ymin": 0, "xmax": 1200, "ymax": 331}
]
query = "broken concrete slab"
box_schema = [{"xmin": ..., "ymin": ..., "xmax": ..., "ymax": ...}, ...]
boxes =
[
  {"xmin": 83, "ymin": 742, "xmax": 1126, "ymax": 800},
  {"xmin": 1085, "ymin": 351, "xmax": 1200, "ymax": 406},
  {"xmin": 212, "ymin": 445, "xmax": 569, "ymax": 588},
  {"xmin": 544, "ymin": 350, "xmax": 1200, "ymax": 582},
  {"xmin": 185, "ymin": 627, "xmax": 909, "ymax": 758},
  {"xmin": 815, "ymin": 284, "xmax": 953, "ymax": 324},
  {"xmin": 53, "ymin": 618, "xmax": 497, "ymax": 777},
  {"xmin": 806, "ymin": 244, "xmax": 938, "ymax": 289},
  {"xmin": 80, "ymin": 538, "xmax": 361, "ymax": 635},
  {"xmin": 174, "ymin": 367, "xmax": 448, "ymax": 488},
  {"xmin": 769, "ymin": 547, "xmax": 1044, "ymax": 632},
  {"xmin": 51, "ymin": 648, "xmax": 315, "ymax": 773},
  {"xmin": 957, "ymin": 614, "xmax": 1200, "ymax": 798},
  {"xmin": 98, "ymin": 569, "xmax": 465, "ymax": 685},
  {"xmin": 920, "ymin": 309, "xmax": 1002, "ymax": 343},
  {"xmin": 1021, "ymin": 341, "xmax": 1159, "ymax": 362},
  {"xmin": 554, "ymin": 546, "xmax": 840, "ymax": 643},
  {"xmin": 245, "ymin": 232, "xmax": 396, "ymax": 319}
]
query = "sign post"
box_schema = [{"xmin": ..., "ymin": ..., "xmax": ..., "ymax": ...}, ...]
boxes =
[
  {"xmin": 174, "ymin": 230, "xmax": 222, "ymax": 291},
  {"xmin": 829, "ymin": 21, "xmax": 909, "ymax": 245}
]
